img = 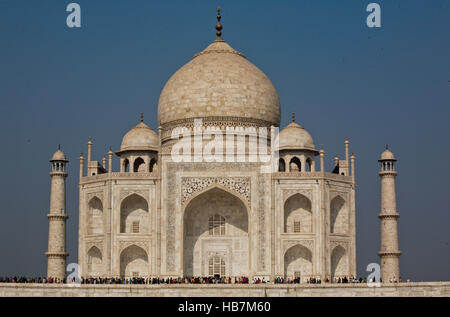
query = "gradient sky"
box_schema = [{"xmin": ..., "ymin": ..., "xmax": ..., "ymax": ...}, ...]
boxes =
[{"xmin": 0, "ymin": 0, "xmax": 449, "ymax": 281}]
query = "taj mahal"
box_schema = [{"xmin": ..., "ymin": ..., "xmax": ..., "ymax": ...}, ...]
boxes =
[{"xmin": 45, "ymin": 10, "xmax": 402, "ymax": 284}]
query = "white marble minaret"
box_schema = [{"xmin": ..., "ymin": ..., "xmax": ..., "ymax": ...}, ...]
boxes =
[
  {"xmin": 378, "ymin": 146, "xmax": 401, "ymax": 282},
  {"xmin": 46, "ymin": 146, "xmax": 69, "ymax": 279}
]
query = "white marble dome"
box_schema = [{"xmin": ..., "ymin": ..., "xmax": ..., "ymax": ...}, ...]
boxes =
[
  {"xmin": 51, "ymin": 148, "xmax": 67, "ymax": 161},
  {"xmin": 380, "ymin": 148, "xmax": 396, "ymax": 160},
  {"xmin": 158, "ymin": 39, "xmax": 281, "ymax": 127},
  {"xmin": 120, "ymin": 121, "xmax": 159, "ymax": 152},
  {"xmin": 278, "ymin": 121, "xmax": 316, "ymax": 151}
]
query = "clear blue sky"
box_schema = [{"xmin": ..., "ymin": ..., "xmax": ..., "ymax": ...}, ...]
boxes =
[{"xmin": 0, "ymin": 0, "xmax": 449, "ymax": 281}]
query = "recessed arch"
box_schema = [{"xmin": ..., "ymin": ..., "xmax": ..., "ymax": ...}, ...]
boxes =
[
  {"xmin": 119, "ymin": 244, "xmax": 148, "ymax": 278},
  {"xmin": 86, "ymin": 246, "xmax": 103, "ymax": 277},
  {"xmin": 331, "ymin": 245, "xmax": 347, "ymax": 279},
  {"xmin": 284, "ymin": 244, "xmax": 313, "ymax": 280},
  {"xmin": 284, "ymin": 193, "xmax": 312, "ymax": 233},
  {"xmin": 183, "ymin": 187, "xmax": 249, "ymax": 277},
  {"xmin": 330, "ymin": 195, "xmax": 348, "ymax": 234},
  {"xmin": 87, "ymin": 196, "xmax": 103, "ymax": 235},
  {"xmin": 120, "ymin": 194, "xmax": 149, "ymax": 233}
]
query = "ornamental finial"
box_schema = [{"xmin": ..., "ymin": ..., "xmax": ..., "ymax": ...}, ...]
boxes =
[
  {"xmin": 140, "ymin": 112, "xmax": 144, "ymax": 123},
  {"xmin": 216, "ymin": 6, "xmax": 223, "ymax": 40},
  {"xmin": 292, "ymin": 112, "xmax": 295, "ymax": 123}
]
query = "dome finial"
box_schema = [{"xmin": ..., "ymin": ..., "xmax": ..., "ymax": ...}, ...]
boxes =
[
  {"xmin": 58, "ymin": 144, "xmax": 61, "ymax": 150},
  {"xmin": 215, "ymin": 6, "xmax": 223, "ymax": 40},
  {"xmin": 386, "ymin": 144, "xmax": 389, "ymax": 150},
  {"xmin": 140, "ymin": 112, "xmax": 144, "ymax": 123},
  {"xmin": 292, "ymin": 112, "xmax": 295, "ymax": 123}
]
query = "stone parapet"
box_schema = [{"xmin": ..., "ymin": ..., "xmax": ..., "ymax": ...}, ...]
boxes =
[
  {"xmin": 81, "ymin": 172, "xmax": 159, "ymax": 184},
  {"xmin": 0, "ymin": 282, "xmax": 449, "ymax": 297}
]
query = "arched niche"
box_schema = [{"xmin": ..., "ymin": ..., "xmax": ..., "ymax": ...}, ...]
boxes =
[
  {"xmin": 330, "ymin": 196, "xmax": 348, "ymax": 234},
  {"xmin": 284, "ymin": 193, "xmax": 312, "ymax": 233},
  {"xmin": 284, "ymin": 244, "xmax": 313, "ymax": 280},
  {"xmin": 87, "ymin": 196, "xmax": 103, "ymax": 235},
  {"xmin": 119, "ymin": 245, "xmax": 149, "ymax": 278},
  {"xmin": 330, "ymin": 245, "xmax": 347, "ymax": 279},
  {"xmin": 86, "ymin": 246, "xmax": 103, "ymax": 277},
  {"xmin": 120, "ymin": 194, "xmax": 149, "ymax": 233}
]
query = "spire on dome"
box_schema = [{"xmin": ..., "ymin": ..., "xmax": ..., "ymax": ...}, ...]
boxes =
[
  {"xmin": 140, "ymin": 112, "xmax": 144, "ymax": 123},
  {"xmin": 292, "ymin": 112, "xmax": 295, "ymax": 123},
  {"xmin": 215, "ymin": 6, "xmax": 223, "ymax": 40}
]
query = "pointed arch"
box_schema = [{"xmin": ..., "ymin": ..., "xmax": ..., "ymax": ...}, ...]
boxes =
[
  {"xmin": 86, "ymin": 246, "xmax": 103, "ymax": 277},
  {"xmin": 120, "ymin": 194, "xmax": 149, "ymax": 233},
  {"xmin": 284, "ymin": 244, "xmax": 313, "ymax": 280},
  {"xmin": 330, "ymin": 196, "xmax": 348, "ymax": 234},
  {"xmin": 123, "ymin": 158, "xmax": 130, "ymax": 172},
  {"xmin": 182, "ymin": 184, "xmax": 250, "ymax": 213},
  {"xmin": 87, "ymin": 196, "xmax": 103, "ymax": 235},
  {"xmin": 306, "ymin": 158, "xmax": 312, "ymax": 172},
  {"xmin": 289, "ymin": 157, "xmax": 301, "ymax": 172},
  {"xmin": 150, "ymin": 158, "xmax": 157, "ymax": 173},
  {"xmin": 284, "ymin": 193, "xmax": 312, "ymax": 233},
  {"xmin": 331, "ymin": 245, "xmax": 347, "ymax": 279},
  {"xmin": 183, "ymin": 187, "xmax": 249, "ymax": 277},
  {"xmin": 133, "ymin": 157, "xmax": 145, "ymax": 172},
  {"xmin": 278, "ymin": 158, "xmax": 286, "ymax": 172},
  {"xmin": 119, "ymin": 244, "xmax": 149, "ymax": 278}
]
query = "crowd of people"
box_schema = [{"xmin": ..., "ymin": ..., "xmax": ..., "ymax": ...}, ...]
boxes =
[{"xmin": 0, "ymin": 275, "xmax": 407, "ymax": 285}]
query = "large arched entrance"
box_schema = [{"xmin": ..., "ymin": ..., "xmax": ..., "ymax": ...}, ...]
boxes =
[{"xmin": 183, "ymin": 187, "xmax": 249, "ymax": 277}]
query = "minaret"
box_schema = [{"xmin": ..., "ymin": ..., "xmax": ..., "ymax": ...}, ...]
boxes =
[
  {"xmin": 46, "ymin": 146, "xmax": 69, "ymax": 280},
  {"xmin": 378, "ymin": 145, "xmax": 401, "ymax": 282}
]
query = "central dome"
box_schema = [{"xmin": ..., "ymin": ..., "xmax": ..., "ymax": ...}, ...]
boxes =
[{"xmin": 158, "ymin": 39, "xmax": 281, "ymax": 128}]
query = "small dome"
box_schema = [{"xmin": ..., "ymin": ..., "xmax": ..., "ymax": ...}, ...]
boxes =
[
  {"xmin": 380, "ymin": 148, "xmax": 396, "ymax": 161},
  {"xmin": 51, "ymin": 148, "xmax": 67, "ymax": 161},
  {"xmin": 120, "ymin": 121, "xmax": 159, "ymax": 152},
  {"xmin": 278, "ymin": 122, "xmax": 316, "ymax": 151}
]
